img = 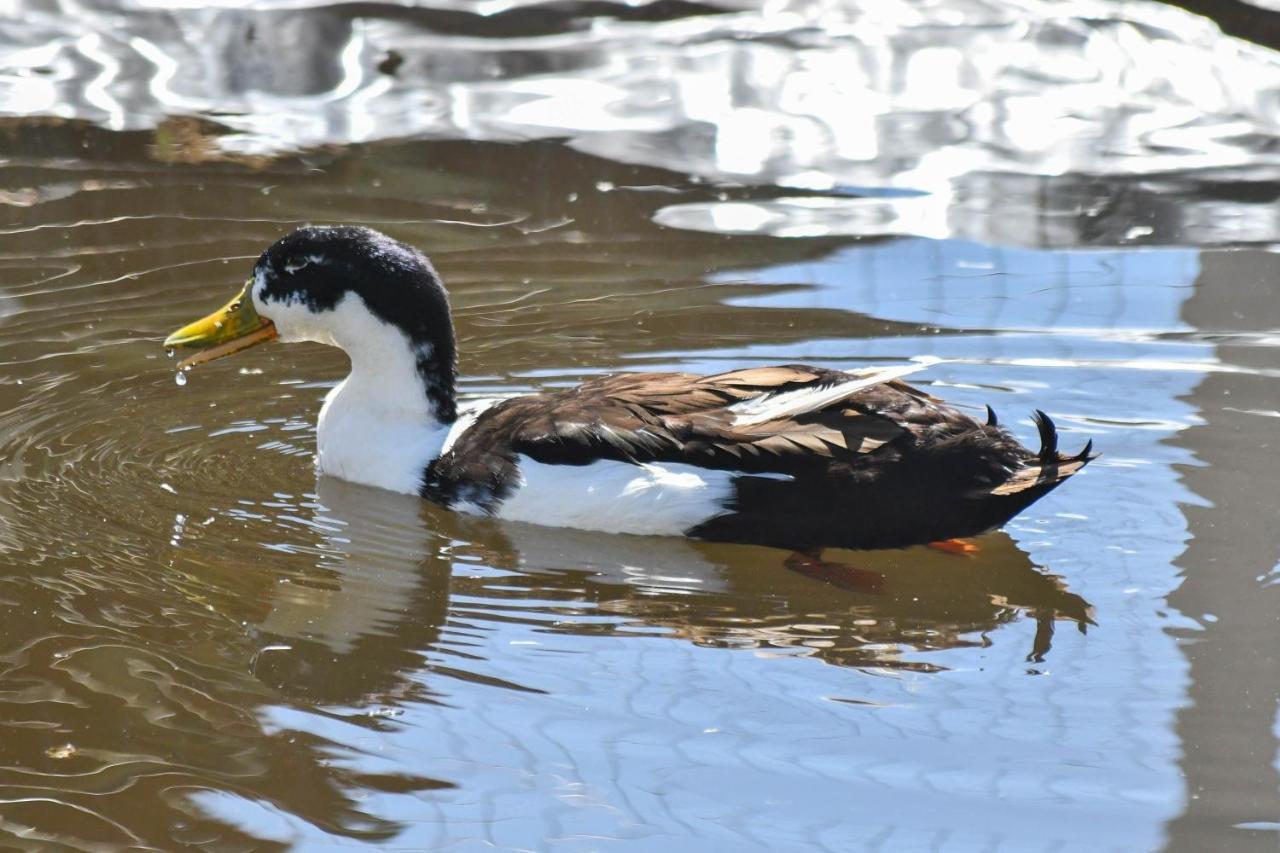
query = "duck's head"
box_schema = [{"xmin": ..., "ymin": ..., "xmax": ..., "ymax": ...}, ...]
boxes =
[{"xmin": 165, "ymin": 225, "xmax": 458, "ymax": 421}]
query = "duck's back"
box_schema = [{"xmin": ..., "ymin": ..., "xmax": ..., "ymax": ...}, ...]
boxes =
[{"xmin": 423, "ymin": 365, "xmax": 1091, "ymax": 549}]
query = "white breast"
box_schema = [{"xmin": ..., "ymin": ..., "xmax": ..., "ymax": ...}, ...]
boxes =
[
  {"xmin": 484, "ymin": 456, "xmax": 738, "ymax": 537},
  {"xmin": 317, "ymin": 392, "xmax": 497, "ymax": 496},
  {"xmin": 316, "ymin": 380, "xmax": 446, "ymax": 495}
]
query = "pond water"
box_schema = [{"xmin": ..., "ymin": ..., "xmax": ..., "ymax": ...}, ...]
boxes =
[{"xmin": 2, "ymin": 1, "xmax": 1280, "ymax": 851}]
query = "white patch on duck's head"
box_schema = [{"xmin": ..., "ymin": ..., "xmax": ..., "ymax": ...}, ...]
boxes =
[
  {"xmin": 248, "ymin": 250, "xmax": 433, "ymax": 356},
  {"xmin": 251, "ymin": 265, "xmax": 321, "ymax": 344},
  {"xmin": 282, "ymin": 254, "xmax": 326, "ymax": 275},
  {"xmin": 251, "ymin": 273, "xmax": 405, "ymax": 360}
]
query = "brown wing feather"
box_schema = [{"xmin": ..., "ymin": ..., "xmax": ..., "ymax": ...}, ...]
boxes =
[{"xmin": 431, "ymin": 365, "xmax": 936, "ymax": 494}]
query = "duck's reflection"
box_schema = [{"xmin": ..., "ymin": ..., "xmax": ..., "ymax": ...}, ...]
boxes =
[
  {"xmin": 249, "ymin": 476, "xmax": 1093, "ymax": 703},
  {"xmin": 250, "ymin": 478, "xmax": 451, "ymax": 704}
]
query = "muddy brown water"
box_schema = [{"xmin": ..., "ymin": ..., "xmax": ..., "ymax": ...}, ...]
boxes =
[
  {"xmin": 2, "ymin": 2, "xmax": 1280, "ymax": 850},
  {"xmin": 0, "ymin": 124, "xmax": 1274, "ymax": 852}
]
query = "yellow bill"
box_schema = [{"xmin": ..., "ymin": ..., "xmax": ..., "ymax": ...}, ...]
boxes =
[{"xmin": 164, "ymin": 280, "xmax": 277, "ymax": 371}]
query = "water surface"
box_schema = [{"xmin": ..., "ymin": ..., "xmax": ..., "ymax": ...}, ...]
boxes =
[{"xmin": 1, "ymin": 2, "xmax": 1280, "ymax": 851}]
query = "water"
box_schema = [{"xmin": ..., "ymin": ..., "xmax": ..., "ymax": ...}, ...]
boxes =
[{"xmin": 1, "ymin": 1, "xmax": 1280, "ymax": 850}]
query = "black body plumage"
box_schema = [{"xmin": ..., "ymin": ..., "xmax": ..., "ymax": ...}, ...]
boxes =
[{"xmin": 424, "ymin": 365, "xmax": 1093, "ymax": 550}]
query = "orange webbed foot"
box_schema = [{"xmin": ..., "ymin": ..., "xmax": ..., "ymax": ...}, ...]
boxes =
[{"xmin": 927, "ymin": 538, "xmax": 981, "ymax": 557}]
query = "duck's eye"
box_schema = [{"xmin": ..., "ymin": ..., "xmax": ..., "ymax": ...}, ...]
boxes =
[{"xmin": 283, "ymin": 257, "xmax": 311, "ymax": 274}]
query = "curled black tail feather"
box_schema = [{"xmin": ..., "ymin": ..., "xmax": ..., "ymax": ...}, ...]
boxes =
[
  {"xmin": 1031, "ymin": 409, "xmax": 1058, "ymax": 462},
  {"xmin": 987, "ymin": 411, "xmax": 1093, "ymax": 498},
  {"xmin": 985, "ymin": 404, "xmax": 998, "ymax": 427}
]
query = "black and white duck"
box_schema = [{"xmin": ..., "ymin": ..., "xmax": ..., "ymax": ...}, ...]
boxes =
[{"xmin": 164, "ymin": 225, "xmax": 1093, "ymax": 556}]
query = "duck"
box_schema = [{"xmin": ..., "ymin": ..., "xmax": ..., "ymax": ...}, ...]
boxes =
[{"xmin": 164, "ymin": 225, "xmax": 1094, "ymax": 557}]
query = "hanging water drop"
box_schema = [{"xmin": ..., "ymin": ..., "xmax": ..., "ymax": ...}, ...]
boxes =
[
  {"xmin": 174, "ymin": 371, "xmax": 187, "ymax": 386},
  {"xmin": 165, "ymin": 347, "xmax": 175, "ymax": 358}
]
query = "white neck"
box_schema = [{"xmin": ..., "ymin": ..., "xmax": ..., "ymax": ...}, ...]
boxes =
[{"xmin": 291, "ymin": 295, "xmax": 451, "ymax": 495}]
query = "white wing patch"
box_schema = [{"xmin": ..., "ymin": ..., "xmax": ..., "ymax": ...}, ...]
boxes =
[
  {"xmin": 440, "ymin": 398, "xmax": 501, "ymax": 456},
  {"xmin": 729, "ymin": 363, "xmax": 927, "ymax": 427},
  {"xmin": 489, "ymin": 457, "xmax": 749, "ymax": 536}
]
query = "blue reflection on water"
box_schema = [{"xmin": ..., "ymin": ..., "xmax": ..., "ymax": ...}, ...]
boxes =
[
  {"xmin": 618, "ymin": 237, "xmax": 1209, "ymax": 848},
  {"xmin": 718, "ymin": 237, "xmax": 1200, "ymax": 334}
]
